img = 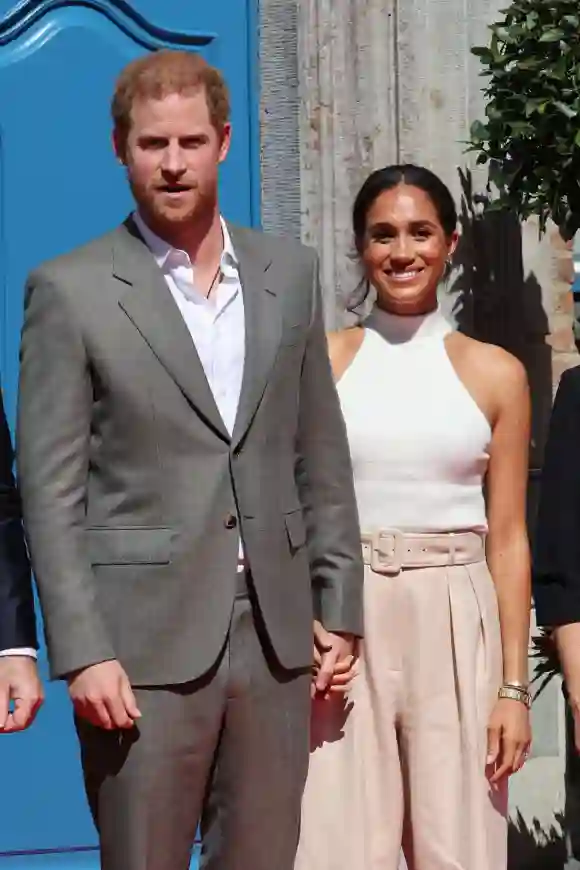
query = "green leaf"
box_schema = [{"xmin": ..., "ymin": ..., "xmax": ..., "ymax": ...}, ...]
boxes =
[
  {"xmin": 471, "ymin": 46, "xmax": 495, "ymax": 62},
  {"xmin": 491, "ymin": 25, "xmax": 512, "ymax": 42},
  {"xmin": 516, "ymin": 57, "xmax": 545, "ymax": 70},
  {"xmin": 526, "ymin": 12, "xmax": 538, "ymax": 29},
  {"xmin": 574, "ymin": 129, "xmax": 580, "ymax": 148},
  {"xmin": 539, "ymin": 29, "xmax": 565, "ymax": 42},
  {"xmin": 525, "ymin": 99, "xmax": 547, "ymax": 117},
  {"xmin": 470, "ymin": 119, "xmax": 490, "ymax": 141},
  {"xmin": 554, "ymin": 100, "xmax": 577, "ymax": 118}
]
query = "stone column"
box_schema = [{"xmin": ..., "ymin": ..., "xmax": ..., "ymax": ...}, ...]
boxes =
[
  {"xmin": 259, "ymin": 0, "xmax": 301, "ymax": 239},
  {"xmin": 297, "ymin": 0, "xmax": 398, "ymax": 326}
]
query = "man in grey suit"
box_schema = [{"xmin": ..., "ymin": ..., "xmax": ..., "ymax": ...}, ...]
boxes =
[{"xmin": 17, "ymin": 50, "xmax": 363, "ymax": 870}]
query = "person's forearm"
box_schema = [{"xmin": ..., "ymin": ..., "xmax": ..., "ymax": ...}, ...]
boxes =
[
  {"xmin": 487, "ymin": 533, "xmax": 531, "ymax": 684},
  {"xmin": 555, "ymin": 624, "xmax": 580, "ymax": 708}
]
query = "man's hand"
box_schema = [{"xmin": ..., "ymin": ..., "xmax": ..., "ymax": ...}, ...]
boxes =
[
  {"xmin": 68, "ymin": 660, "xmax": 141, "ymax": 730},
  {"xmin": 312, "ymin": 621, "xmax": 357, "ymax": 699},
  {"xmin": 0, "ymin": 656, "xmax": 43, "ymax": 733},
  {"xmin": 565, "ymin": 693, "xmax": 580, "ymax": 755},
  {"xmin": 554, "ymin": 625, "xmax": 580, "ymax": 756}
]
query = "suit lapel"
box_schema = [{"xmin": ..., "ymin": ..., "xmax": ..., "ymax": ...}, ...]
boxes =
[
  {"xmin": 113, "ymin": 218, "xmax": 230, "ymax": 442},
  {"xmin": 229, "ymin": 225, "xmax": 280, "ymax": 450}
]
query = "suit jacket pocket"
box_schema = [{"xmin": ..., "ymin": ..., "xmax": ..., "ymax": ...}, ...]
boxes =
[
  {"xmin": 85, "ymin": 527, "xmax": 173, "ymax": 566},
  {"xmin": 284, "ymin": 510, "xmax": 307, "ymax": 551}
]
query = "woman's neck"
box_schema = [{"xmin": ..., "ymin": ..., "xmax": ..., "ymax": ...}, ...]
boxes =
[{"xmin": 366, "ymin": 304, "xmax": 451, "ymax": 344}]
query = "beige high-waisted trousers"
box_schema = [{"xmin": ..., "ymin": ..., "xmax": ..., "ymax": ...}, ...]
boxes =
[{"xmin": 295, "ymin": 559, "xmax": 507, "ymax": 870}]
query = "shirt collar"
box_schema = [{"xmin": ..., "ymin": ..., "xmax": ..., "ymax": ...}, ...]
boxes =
[{"xmin": 133, "ymin": 211, "xmax": 238, "ymax": 276}]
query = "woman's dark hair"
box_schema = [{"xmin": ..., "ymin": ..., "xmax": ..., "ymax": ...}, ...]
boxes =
[{"xmin": 348, "ymin": 164, "xmax": 457, "ymax": 311}]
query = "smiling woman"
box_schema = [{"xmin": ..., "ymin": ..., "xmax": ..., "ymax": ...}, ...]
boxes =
[
  {"xmin": 296, "ymin": 164, "xmax": 533, "ymax": 870},
  {"xmin": 347, "ymin": 163, "xmax": 458, "ymax": 314}
]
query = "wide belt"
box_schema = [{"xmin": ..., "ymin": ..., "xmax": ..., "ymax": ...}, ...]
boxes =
[{"xmin": 361, "ymin": 529, "xmax": 486, "ymax": 575}]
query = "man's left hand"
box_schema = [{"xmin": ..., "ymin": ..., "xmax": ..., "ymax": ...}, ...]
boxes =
[
  {"xmin": 0, "ymin": 656, "xmax": 43, "ymax": 733},
  {"xmin": 312, "ymin": 621, "xmax": 357, "ymax": 698}
]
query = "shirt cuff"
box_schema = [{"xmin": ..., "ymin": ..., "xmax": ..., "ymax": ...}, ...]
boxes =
[{"xmin": 0, "ymin": 648, "xmax": 37, "ymax": 659}]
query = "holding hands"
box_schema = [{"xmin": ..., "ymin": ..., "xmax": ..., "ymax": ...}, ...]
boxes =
[{"xmin": 311, "ymin": 620, "xmax": 358, "ymax": 699}]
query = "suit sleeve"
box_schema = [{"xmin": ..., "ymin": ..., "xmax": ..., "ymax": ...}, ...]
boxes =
[
  {"xmin": 0, "ymin": 385, "xmax": 37, "ymax": 651},
  {"xmin": 17, "ymin": 270, "xmax": 115, "ymax": 678},
  {"xmin": 533, "ymin": 368, "xmax": 580, "ymax": 626},
  {"xmin": 295, "ymin": 254, "xmax": 364, "ymax": 636}
]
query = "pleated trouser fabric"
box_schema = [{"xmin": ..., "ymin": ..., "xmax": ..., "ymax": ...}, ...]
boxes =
[{"xmin": 295, "ymin": 560, "xmax": 507, "ymax": 870}]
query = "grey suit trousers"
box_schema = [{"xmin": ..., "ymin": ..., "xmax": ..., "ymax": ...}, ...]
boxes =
[{"xmin": 76, "ymin": 573, "xmax": 311, "ymax": 870}]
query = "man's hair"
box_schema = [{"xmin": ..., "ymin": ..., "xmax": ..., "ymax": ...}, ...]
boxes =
[{"xmin": 112, "ymin": 50, "xmax": 230, "ymax": 148}]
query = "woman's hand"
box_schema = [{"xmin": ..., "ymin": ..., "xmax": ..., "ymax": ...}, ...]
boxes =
[
  {"xmin": 486, "ymin": 697, "xmax": 531, "ymax": 783},
  {"xmin": 312, "ymin": 620, "xmax": 358, "ymax": 698}
]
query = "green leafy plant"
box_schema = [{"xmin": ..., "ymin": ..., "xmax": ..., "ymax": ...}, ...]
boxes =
[{"xmin": 469, "ymin": 0, "xmax": 580, "ymax": 239}]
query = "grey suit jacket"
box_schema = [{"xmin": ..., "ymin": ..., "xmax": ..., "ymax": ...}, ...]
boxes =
[{"xmin": 17, "ymin": 219, "xmax": 363, "ymax": 684}]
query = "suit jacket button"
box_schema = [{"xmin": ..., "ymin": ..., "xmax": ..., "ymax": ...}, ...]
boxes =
[{"xmin": 224, "ymin": 513, "xmax": 238, "ymax": 530}]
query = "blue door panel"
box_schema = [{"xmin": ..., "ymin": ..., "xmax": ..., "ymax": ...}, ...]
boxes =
[
  {"xmin": 0, "ymin": 0, "xmax": 257, "ymax": 861},
  {"xmin": 0, "ymin": 848, "xmax": 201, "ymax": 868}
]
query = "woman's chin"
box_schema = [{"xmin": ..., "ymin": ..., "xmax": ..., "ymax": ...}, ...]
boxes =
[{"xmin": 378, "ymin": 281, "xmax": 436, "ymax": 312}]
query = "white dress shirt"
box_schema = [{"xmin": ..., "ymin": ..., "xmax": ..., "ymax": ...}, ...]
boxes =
[{"xmin": 134, "ymin": 212, "xmax": 246, "ymax": 562}]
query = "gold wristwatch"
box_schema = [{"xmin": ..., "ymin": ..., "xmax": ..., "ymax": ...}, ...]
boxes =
[{"xmin": 498, "ymin": 682, "xmax": 531, "ymax": 709}]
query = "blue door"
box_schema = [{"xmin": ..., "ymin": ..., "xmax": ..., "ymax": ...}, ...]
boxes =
[{"xmin": 0, "ymin": 1, "xmax": 258, "ymax": 865}]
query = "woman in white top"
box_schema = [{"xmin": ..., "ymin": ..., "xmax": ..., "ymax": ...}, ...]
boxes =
[{"xmin": 295, "ymin": 165, "xmax": 532, "ymax": 870}]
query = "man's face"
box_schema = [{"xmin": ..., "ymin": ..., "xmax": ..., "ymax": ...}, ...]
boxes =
[{"xmin": 115, "ymin": 89, "xmax": 231, "ymax": 232}]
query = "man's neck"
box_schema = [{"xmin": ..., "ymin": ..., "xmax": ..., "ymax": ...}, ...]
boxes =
[{"xmin": 139, "ymin": 206, "xmax": 224, "ymax": 270}]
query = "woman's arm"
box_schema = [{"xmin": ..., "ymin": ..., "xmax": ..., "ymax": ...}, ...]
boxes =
[
  {"xmin": 326, "ymin": 328, "xmax": 364, "ymax": 382},
  {"xmin": 486, "ymin": 352, "xmax": 531, "ymax": 686},
  {"xmin": 482, "ymin": 348, "xmax": 532, "ymax": 780}
]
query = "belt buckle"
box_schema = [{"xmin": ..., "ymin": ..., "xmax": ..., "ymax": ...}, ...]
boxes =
[{"xmin": 370, "ymin": 529, "xmax": 403, "ymax": 575}]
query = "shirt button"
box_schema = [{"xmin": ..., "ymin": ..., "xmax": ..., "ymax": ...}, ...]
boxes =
[{"xmin": 224, "ymin": 513, "xmax": 238, "ymax": 530}]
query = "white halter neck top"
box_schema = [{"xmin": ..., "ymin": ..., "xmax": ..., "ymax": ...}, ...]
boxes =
[{"xmin": 337, "ymin": 307, "xmax": 491, "ymax": 533}]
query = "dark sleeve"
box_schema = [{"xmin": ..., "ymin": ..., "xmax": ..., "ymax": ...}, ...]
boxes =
[
  {"xmin": 533, "ymin": 367, "xmax": 580, "ymax": 626},
  {"xmin": 294, "ymin": 254, "xmax": 364, "ymax": 636},
  {"xmin": 0, "ymin": 385, "xmax": 37, "ymax": 650}
]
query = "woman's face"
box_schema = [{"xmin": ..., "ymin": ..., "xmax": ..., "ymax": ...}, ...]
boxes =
[{"xmin": 360, "ymin": 183, "xmax": 458, "ymax": 315}]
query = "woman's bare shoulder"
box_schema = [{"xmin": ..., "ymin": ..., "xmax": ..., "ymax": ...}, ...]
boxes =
[
  {"xmin": 326, "ymin": 326, "xmax": 364, "ymax": 352},
  {"xmin": 326, "ymin": 327, "xmax": 365, "ymax": 380},
  {"xmin": 447, "ymin": 332, "xmax": 528, "ymax": 409}
]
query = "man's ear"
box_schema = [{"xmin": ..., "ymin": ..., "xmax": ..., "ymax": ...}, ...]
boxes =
[{"xmin": 112, "ymin": 128, "xmax": 126, "ymax": 165}]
